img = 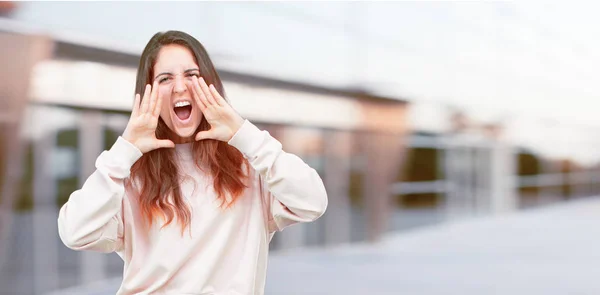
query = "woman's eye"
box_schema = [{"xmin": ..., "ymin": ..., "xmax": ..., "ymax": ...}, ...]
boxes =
[
  {"xmin": 159, "ymin": 77, "xmax": 170, "ymax": 83},
  {"xmin": 187, "ymin": 73, "xmax": 199, "ymax": 78}
]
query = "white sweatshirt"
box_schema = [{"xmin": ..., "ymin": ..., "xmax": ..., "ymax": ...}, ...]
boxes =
[{"xmin": 57, "ymin": 120, "xmax": 328, "ymax": 295}]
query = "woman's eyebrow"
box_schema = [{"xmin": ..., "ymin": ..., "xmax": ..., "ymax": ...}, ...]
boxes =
[
  {"xmin": 154, "ymin": 72, "xmax": 171, "ymax": 80},
  {"xmin": 154, "ymin": 68, "xmax": 200, "ymax": 80}
]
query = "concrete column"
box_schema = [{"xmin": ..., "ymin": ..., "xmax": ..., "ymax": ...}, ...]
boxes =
[
  {"xmin": 443, "ymin": 138, "xmax": 459, "ymax": 219},
  {"xmin": 272, "ymin": 127, "xmax": 308, "ymax": 250},
  {"xmin": 0, "ymin": 32, "xmax": 53, "ymax": 274},
  {"xmin": 464, "ymin": 145, "xmax": 476, "ymax": 216},
  {"xmin": 489, "ymin": 143, "xmax": 518, "ymax": 214},
  {"xmin": 363, "ymin": 133, "xmax": 406, "ymax": 242},
  {"xmin": 444, "ymin": 137, "xmax": 472, "ymax": 219},
  {"xmin": 78, "ymin": 110, "xmax": 106, "ymax": 284},
  {"xmin": 474, "ymin": 144, "xmax": 491, "ymax": 215},
  {"xmin": 323, "ymin": 130, "xmax": 352, "ymax": 246},
  {"xmin": 33, "ymin": 133, "xmax": 59, "ymax": 293}
]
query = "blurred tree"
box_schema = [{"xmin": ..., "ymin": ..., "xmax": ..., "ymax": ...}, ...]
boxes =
[
  {"xmin": 55, "ymin": 128, "xmax": 79, "ymax": 208},
  {"xmin": 104, "ymin": 127, "xmax": 121, "ymax": 151},
  {"xmin": 348, "ymin": 169, "xmax": 364, "ymax": 207},
  {"xmin": 518, "ymin": 149, "xmax": 540, "ymax": 206},
  {"xmin": 560, "ymin": 159, "xmax": 577, "ymax": 199},
  {"xmin": 14, "ymin": 143, "xmax": 33, "ymax": 212},
  {"xmin": 398, "ymin": 145, "xmax": 440, "ymax": 208}
]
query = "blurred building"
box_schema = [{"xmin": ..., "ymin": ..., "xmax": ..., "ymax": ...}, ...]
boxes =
[
  {"xmin": 2, "ymin": 2, "xmax": 600, "ymax": 295},
  {"xmin": 0, "ymin": 6, "xmax": 408, "ymax": 295}
]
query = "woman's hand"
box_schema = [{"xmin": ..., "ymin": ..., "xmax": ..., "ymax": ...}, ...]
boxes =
[
  {"xmin": 191, "ymin": 77, "xmax": 245, "ymax": 142},
  {"xmin": 122, "ymin": 82, "xmax": 175, "ymax": 153}
]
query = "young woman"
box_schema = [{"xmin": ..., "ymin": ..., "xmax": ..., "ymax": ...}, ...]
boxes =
[{"xmin": 58, "ymin": 30, "xmax": 328, "ymax": 295}]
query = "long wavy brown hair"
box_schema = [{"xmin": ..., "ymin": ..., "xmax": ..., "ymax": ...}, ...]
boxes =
[{"xmin": 126, "ymin": 31, "xmax": 249, "ymax": 234}]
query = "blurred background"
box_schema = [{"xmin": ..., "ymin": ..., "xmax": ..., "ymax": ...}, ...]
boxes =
[{"xmin": 2, "ymin": 1, "xmax": 600, "ymax": 294}]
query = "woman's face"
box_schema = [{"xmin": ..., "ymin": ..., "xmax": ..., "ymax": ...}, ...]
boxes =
[{"xmin": 153, "ymin": 44, "xmax": 203, "ymax": 143}]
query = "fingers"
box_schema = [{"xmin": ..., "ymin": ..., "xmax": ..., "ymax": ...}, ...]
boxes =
[
  {"xmin": 195, "ymin": 130, "xmax": 214, "ymax": 141},
  {"xmin": 192, "ymin": 77, "xmax": 226, "ymax": 111},
  {"xmin": 156, "ymin": 139, "xmax": 175, "ymax": 149},
  {"xmin": 190, "ymin": 78, "xmax": 208, "ymax": 111},
  {"xmin": 152, "ymin": 92, "xmax": 163, "ymax": 118},
  {"xmin": 132, "ymin": 93, "xmax": 141, "ymax": 117},
  {"xmin": 198, "ymin": 77, "xmax": 218, "ymax": 106},
  {"xmin": 140, "ymin": 84, "xmax": 152, "ymax": 114},
  {"xmin": 148, "ymin": 81, "xmax": 159, "ymax": 115},
  {"xmin": 208, "ymin": 84, "xmax": 226, "ymax": 106},
  {"xmin": 151, "ymin": 81, "xmax": 162, "ymax": 117}
]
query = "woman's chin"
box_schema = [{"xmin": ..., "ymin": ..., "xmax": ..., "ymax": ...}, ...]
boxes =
[
  {"xmin": 168, "ymin": 122, "xmax": 197, "ymax": 141},
  {"xmin": 167, "ymin": 116, "xmax": 202, "ymax": 142},
  {"xmin": 174, "ymin": 128, "xmax": 196, "ymax": 139}
]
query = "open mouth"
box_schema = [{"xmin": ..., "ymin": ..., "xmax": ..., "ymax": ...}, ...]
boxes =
[{"xmin": 173, "ymin": 101, "xmax": 192, "ymax": 121}]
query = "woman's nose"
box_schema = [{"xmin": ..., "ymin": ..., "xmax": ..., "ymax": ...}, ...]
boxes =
[{"xmin": 173, "ymin": 76, "xmax": 187, "ymax": 94}]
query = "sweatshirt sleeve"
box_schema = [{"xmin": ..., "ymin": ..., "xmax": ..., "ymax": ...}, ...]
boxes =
[
  {"xmin": 57, "ymin": 136, "xmax": 142, "ymax": 253},
  {"xmin": 228, "ymin": 120, "xmax": 328, "ymax": 232}
]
